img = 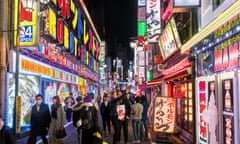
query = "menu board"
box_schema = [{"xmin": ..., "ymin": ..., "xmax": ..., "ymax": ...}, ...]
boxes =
[{"xmin": 153, "ymin": 97, "xmax": 176, "ymax": 133}]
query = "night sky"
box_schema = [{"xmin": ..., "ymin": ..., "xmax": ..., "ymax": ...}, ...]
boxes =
[{"xmin": 103, "ymin": 0, "xmax": 137, "ymax": 59}]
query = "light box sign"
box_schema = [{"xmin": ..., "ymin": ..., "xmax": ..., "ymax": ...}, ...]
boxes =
[
  {"xmin": 14, "ymin": 0, "xmax": 38, "ymax": 46},
  {"xmin": 214, "ymin": 35, "xmax": 240, "ymax": 72},
  {"xmin": 146, "ymin": 0, "xmax": 161, "ymax": 42},
  {"xmin": 138, "ymin": 0, "xmax": 146, "ymax": 6},
  {"xmin": 197, "ymin": 81, "xmax": 208, "ymax": 144},
  {"xmin": 173, "ymin": 0, "xmax": 200, "ymax": 7},
  {"xmin": 222, "ymin": 79, "xmax": 234, "ymax": 144},
  {"xmin": 153, "ymin": 97, "xmax": 176, "ymax": 133},
  {"xmin": 138, "ymin": 22, "xmax": 147, "ymax": 36},
  {"xmin": 159, "ymin": 20, "xmax": 178, "ymax": 59},
  {"xmin": 39, "ymin": 0, "xmax": 100, "ymax": 60}
]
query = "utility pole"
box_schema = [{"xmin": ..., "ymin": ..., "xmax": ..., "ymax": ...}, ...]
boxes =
[{"xmin": 0, "ymin": 0, "xmax": 10, "ymax": 120}]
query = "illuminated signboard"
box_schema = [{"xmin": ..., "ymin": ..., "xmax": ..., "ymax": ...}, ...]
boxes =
[
  {"xmin": 138, "ymin": 0, "xmax": 146, "ymax": 6},
  {"xmin": 159, "ymin": 20, "xmax": 178, "ymax": 59},
  {"xmin": 146, "ymin": 0, "xmax": 161, "ymax": 42},
  {"xmin": 173, "ymin": 0, "xmax": 200, "ymax": 7},
  {"xmin": 14, "ymin": 0, "xmax": 38, "ymax": 46},
  {"xmin": 153, "ymin": 97, "xmax": 176, "ymax": 133},
  {"xmin": 138, "ymin": 7, "xmax": 146, "ymax": 21},
  {"xmin": 222, "ymin": 79, "xmax": 234, "ymax": 144},
  {"xmin": 214, "ymin": 35, "xmax": 240, "ymax": 72},
  {"xmin": 197, "ymin": 81, "xmax": 208, "ymax": 143},
  {"xmin": 39, "ymin": 0, "xmax": 100, "ymax": 61},
  {"xmin": 138, "ymin": 22, "xmax": 147, "ymax": 36}
]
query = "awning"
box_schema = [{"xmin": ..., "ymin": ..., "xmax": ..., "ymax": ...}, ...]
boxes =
[{"xmin": 147, "ymin": 77, "xmax": 164, "ymax": 86}]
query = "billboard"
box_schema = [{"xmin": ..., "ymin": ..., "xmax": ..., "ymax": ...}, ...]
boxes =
[
  {"xmin": 153, "ymin": 97, "xmax": 176, "ymax": 133},
  {"xmin": 146, "ymin": 0, "xmax": 161, "ymax": 42},
  {"xmin": 14, "ymin": 0, "xmax": 38, "ymax": 46},
  {"xmin": 173, "ymin": 0, "xmax": 200, "ymax": 7}
]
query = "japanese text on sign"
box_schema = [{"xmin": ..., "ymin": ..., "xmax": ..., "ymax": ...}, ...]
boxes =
[{"xmin": 153, "ymin": 97, "xmax": 176, "ymax": 133}]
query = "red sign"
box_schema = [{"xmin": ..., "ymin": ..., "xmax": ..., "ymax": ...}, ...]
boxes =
[
  {"xmin": 214, "ymin": 36, "xmax": 240, "ymax": 72},
  {"xmin": 198, "ymin": 81, "xmax": 208, "ymax": 143},
  {"xmin": 162, "ymin": 58, "xmax": 191, "ymax": 76}
]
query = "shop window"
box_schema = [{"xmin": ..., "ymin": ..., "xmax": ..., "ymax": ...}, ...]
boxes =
[
  {"xmin": 213, "ymin": 0, "xmax": 225, "ymax": 10},
  {"xmin": 181, "ymin": 82, "xmax": 193, "ymax": 133}
]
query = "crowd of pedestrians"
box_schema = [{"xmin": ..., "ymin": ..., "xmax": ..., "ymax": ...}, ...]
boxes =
[{"xmin": 0, "ymin": 88, "xmax": 149, "ymax": 144}]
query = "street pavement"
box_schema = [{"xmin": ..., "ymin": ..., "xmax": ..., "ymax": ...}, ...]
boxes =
[{"xmin": 16, "ymin": 106, "xmax": 173, "ymax": 144}]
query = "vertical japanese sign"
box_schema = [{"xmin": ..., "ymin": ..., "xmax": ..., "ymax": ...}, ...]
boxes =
[
  {"xmin": 146, "ymin": 0, "xmax": 161, "ymax": 42},
  {"xmin": 153, "ymin": 97, "xmax": 176, "ymax": 133},
  {"xmin": 198, "ymin": 81, "xmax": 208, "ymax": 144},
  {"xmin": 16, "ymin": 96, "xmax": 21, "ymax": 133},
  {"xmin": 14, "ymin": 0, "xmax": 38, "ymax": 46},
  {"xmin": 222, "ymin": 79, "xmax": 234, "ymax": 144}
]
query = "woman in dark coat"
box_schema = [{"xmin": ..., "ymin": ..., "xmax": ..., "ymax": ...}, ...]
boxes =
[
  {"xmin": 110, "ymin": 90, "xmax": 121, "ymax": 144},
  {"xmin": 0, "ymin": 117, "xmax": 14, "ymax": 144},
  {"xmin": 30, "ymin": 94, "xmax": 51, "ymax": 144}
]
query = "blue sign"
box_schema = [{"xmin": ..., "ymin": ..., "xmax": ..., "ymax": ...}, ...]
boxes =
[{"xmin": 20, "ymin": 25, "xmax": 33, "ymax": 42}]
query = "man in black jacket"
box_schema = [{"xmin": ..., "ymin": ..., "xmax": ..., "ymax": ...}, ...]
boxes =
[
  {"xmin": 30, "ymin": 94, "xmax": 51, "ymax": 144},
  {"xmin": 117, "ymin": 90, "xmax": 131, "ymax": 144},
  {"xmin": 100, "ymin": 93, "xmax": 111, "ymax": 136}
]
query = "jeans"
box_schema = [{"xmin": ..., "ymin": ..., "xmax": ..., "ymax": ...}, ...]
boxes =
[
  {"xmin": 141, "ymin": 119, "xmax": 148, "ymax": 139},
  {"xmin": 102, "ymin": 116, "xmax": 111, "ymax": 134},
  {"xmin": 132, "ymin": 119, "xmax": 141, "ymax": 141},
  {"xmin": 66, "ymin": 108, "xmax": 72, "ymax": 122}
]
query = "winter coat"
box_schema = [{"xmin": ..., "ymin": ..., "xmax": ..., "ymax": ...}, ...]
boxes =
[
  {"xmin": 131, "ymin": 103, "xmax": 143, "ymax": 120},
  {"xmin": 30, "ymin": 103, "xmax": 51, "ymax": 136},
  {"xmin": 110, "ymin": 96, "xmax": 131, "ymax": 119},
  {"xmin": 72, "ymin": 102, "xmax": 85, "ymax": 128},
  {"xmin": 141, "ymin": 101, "xmax": 148, "ymax": 121},
  {"xmin": 49, "ymin": 104, "xmax": 65, "ymax": 144},
  {"xmin": 100, "ymin": 101, "xmax": 111, "ymax": 119},
  {"xmin": 0, "ymin": 126, "xmax": 14, "ymax": 144}
]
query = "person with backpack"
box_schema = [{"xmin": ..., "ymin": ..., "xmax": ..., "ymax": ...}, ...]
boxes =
[
  {"xmin": 78, "ymin": 96, "xmax": 99, "ymax": 144},
  {"xmin": 73, "ymin": 96, "xmax": 84, "ymax": 144}
]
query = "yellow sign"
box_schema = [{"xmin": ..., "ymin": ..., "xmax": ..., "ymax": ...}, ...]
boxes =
[
  {"xmin": 14, "ymin": 0, "xmax": 38, "ymax": 46},
  {"xmin": 16, "ymin": 96, "xmax": 21, "ymax": 133}
]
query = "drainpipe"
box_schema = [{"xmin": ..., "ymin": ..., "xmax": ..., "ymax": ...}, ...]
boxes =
[{"xmin": 0, "ymin": 0, "xmax": 10, "ymax": 120}]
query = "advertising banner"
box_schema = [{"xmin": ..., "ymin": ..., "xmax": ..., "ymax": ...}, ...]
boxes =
[
  {"xmin": 7, "ymin": 73, "xmax": 40, "ymax": 128},
  {"xmin": 159, "ymin": 21, "xmax": 178, "ymax": 59},
  {"xmin": 146, "ymin": 0, "xmax": 161, "ymax": 42},
  {"xmin": 173, "ymin": 0, "xmax": 200, "ymax": 7},
  {"xmin": 153, "ymin": 97, "xmax": 176, "ymax": 133},
  {"xmin": 14, "ymin": 0, "xmax": 38, "ymax": 46},
  {"xmin": 222, "ymin": 79, "xmax": 234, "ymax": 144},
  {"xmin": 197, "ymin": 81, "xmax": 208, "ymax": 144}
]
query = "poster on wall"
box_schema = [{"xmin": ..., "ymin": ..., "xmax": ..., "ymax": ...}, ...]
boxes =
[
  {"xmin": 41, "ymin": 79, "xmax": 57, "ymax": 104},
  {"xmin": 222, "ymin": 79, "xmax": 234, "ymax": 144},
  {"xmin": 197, "ymin": 81, "xmax": 208, "ymax": 144},
  {"xmin": 7, "ymin": 73, "xmax": 40, "ymax": 128},
  {"xmin": 202, "ymin": 81, "xmax": 219, "ymax": 144},
  {"xmin": 222, "ymin": 79, "xmax": 233, "ymax": 113},
  {"xmin": 57, "ymin": 82, "xmax": 71, "ymax": 101},
  {"xmin": 196, "ymin": 49, "xmax": 214, "ymax": 77},
  {"xmin": 223, "ymin": 115, "xmax": 234, "ymax": 144},
  {"xmin": 153, "ymin": 97, "xmax": 176, "ymax": 133}
]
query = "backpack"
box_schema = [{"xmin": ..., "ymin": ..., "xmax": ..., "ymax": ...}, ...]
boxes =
[{"xmin": 80, "ymin": 106, "xmax": 94, "ymax": 129}]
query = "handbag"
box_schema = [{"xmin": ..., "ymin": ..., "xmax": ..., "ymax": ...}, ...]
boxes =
[{"xmin": 56, "ymin": 127, "xmax": 67, "ymax": 139}]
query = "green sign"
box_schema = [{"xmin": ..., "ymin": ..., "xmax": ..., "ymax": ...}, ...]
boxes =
[
  {"xmin": 147, "ymin": 70, "xmax": 153, "ymax": 81},
  {"xmin": 138, "ymin": 22, "xmax": 146, "ymax": 36}
]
